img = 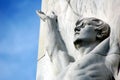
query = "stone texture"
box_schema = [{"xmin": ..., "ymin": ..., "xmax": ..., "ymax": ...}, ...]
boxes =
[{"xmin": 36, "ymin": 0, "xmax": 120, "ymax": 80}]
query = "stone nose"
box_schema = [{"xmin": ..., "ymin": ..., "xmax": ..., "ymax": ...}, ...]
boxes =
[{"xmin": 74, "ymin": 26, "xmax": 81, "ymax": 32}]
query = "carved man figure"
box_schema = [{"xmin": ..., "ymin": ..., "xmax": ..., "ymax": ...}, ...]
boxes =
[
  {"xmin": 56, "ymin": 18, "xmax": 120, "ymax": 80},
  {"xmin": 74, "ymin": 18, "xmax": 110, "ymax": 55},
  {"xmin": 37, "ymin": 11, "xmax": 120, "ymax": 80}
]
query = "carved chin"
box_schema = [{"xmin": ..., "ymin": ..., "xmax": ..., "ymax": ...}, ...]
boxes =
[{"xmin": 74, "ymin": 39, "xmax": 82, "ymax": 49}]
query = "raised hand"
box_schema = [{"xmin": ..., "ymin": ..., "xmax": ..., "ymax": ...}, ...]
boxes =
[{"xmin": 37, "ymin": 10, "xmax": 74, "ymax": 74}]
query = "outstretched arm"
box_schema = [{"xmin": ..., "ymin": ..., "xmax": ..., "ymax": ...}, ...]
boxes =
[
  {"xmin": 105, "ymin": 36, "xmax": 120, "ymax": 80},
  {"xmin": 36, "ymin": 10, "xmax": 74, "ymax": 70}
]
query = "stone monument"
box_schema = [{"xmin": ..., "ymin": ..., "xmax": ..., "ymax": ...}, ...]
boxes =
[{"xmin": 36, "ymin": 0, "xmax": 120, "ymax": 80}]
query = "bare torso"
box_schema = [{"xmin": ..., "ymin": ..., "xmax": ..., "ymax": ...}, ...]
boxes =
[{"xmin": 57, "ymin": 53, "xmax": 114, "ymax": 80}]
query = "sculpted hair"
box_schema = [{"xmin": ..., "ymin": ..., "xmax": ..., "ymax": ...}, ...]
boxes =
[
  {"xmin": 95, "ymin": 20, "xmax": 110, "ymax": 41},
  {"xmin": 76, "ymin": 17, "xmax": 110, "ymax": 41}
]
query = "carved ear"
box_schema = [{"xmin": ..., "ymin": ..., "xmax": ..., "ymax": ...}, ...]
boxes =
[
  {"xmin": 96, "ymin": 24, "xmax": 110, "ymax": 41},
  {"xmin": 97, "ymin": 32, "xmax": 104, "ymax": 40},
  {"xmin": 96, "ymin": 26, "xmax": 108, "ymax": 40},
  {"xmin": 36, "ymin": 10, "xmax": 47, "ymax": 21}
]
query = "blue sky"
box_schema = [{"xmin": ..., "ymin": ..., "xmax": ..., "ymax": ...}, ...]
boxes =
[{"xmin": 0, "ymin": 0, "xmax": 41, "ymax": 80}]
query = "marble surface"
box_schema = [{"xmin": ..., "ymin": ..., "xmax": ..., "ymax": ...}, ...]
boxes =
[{"xmin": 36, "ymin": 0, "xmax": 120, "ymax": 80}]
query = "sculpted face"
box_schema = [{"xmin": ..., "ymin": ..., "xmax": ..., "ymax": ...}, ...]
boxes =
[{"xmin": 74, "ymin": 17, "xmax": 110, "ymax": 49}]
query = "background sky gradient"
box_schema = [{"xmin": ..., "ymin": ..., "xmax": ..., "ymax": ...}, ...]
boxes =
[{"xmin": 0, "ymin": 0, "xmax": 41, "ymax": 80}]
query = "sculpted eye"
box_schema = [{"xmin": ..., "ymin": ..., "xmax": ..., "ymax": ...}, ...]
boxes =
[
  {"xmin": 76, "ymin": 22, "xmax": 84, "ymax": 28},
  {"xmin": 80, "ymin": 23, "xmax": 84, "ymax": 28}
]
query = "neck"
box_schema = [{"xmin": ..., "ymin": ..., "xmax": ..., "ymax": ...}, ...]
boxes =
[{"xmin": 78, "ymin": 41, "xmax": 100, "ymax": 56}]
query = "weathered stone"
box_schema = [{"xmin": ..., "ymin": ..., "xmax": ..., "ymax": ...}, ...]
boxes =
[{"xmin": 36, "ymin": 0, "xmax": 120, "ymax": 80}]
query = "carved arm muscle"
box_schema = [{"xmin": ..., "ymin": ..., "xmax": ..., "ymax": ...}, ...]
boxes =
[{"xmin": 36, "ymin": 10, "xmax": 74, "ymax": 70}]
